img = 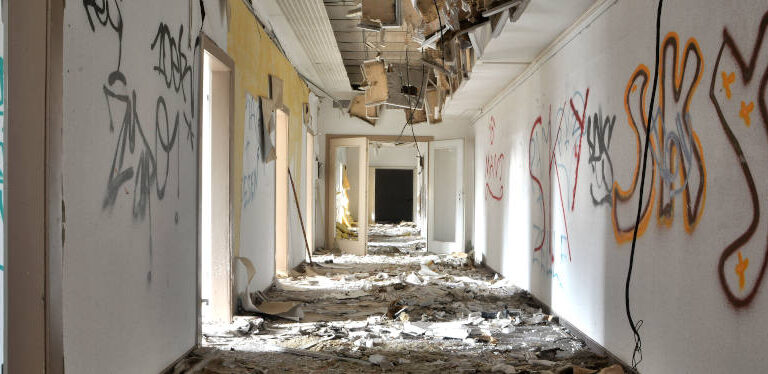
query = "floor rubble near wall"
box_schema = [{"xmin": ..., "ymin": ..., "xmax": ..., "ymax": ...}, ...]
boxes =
[{"xmin": 179, "ymin": 223, "xmax": 623, "ymax": 374}]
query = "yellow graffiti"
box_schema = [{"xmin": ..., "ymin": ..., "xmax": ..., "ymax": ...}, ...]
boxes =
[
  {"xmin": 735, "ymin": 251, "xmax": 749, "ymax": 291},
  {"xmin": 721, "ymin": 71, "xmax": 735, "ymax": 99},
  {"xmin": 739, "ymin": 100, "xmax": 754, "ymax": 127}
]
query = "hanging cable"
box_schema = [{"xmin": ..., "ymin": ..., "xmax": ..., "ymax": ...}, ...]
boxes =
[{"xmin": 625, "ymin": 0, "xmax": 664, "ymax": 370}]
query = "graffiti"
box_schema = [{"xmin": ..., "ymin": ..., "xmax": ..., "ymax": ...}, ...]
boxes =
[
  {"xmin": 242, "ymin": 94, "xmax": 263, "ymax": 208},
  {"xmin": 485, "ymin": 116, "xmax": 506, "ymax": 201},
  {"xmin": 613, "ymin": 32, "xmax": 707, "ymax": 243},
  {"xmin": 586, "ymin": 108, "xmax": 616, "ymax": 206},
  {"xmin": 710, "ymin": 11, "xmax": 768, "ymax": 308},
  {"xmin": 526, "ymin": 89, "xmax": 590, "ymax": 269},
  {"xmin": 740, "ymin": 101, "xmax": 755, "ymax": 126},
  {"xmin": 151, "ymin": 23, "xmax": 194, "ymax": 106},
  {"xmin": 529, "ymin": 116, "xmax": 548, "ymax": 255},
  {"xmin": 84, "ymin": 0, "xmax": 124, "ymax": 71},
  {"xmin": 83, "ymin": 0, "xmax": 201, "ymax": 281}
]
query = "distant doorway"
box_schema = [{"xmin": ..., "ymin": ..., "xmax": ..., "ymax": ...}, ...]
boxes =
[{"xmin": 374, "ymin": 169, "xmax": 414, "ymax": 223}]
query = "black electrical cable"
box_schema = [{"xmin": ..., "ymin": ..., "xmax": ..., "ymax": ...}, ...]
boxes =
[
  {"xmin": 396, "ymin": 65, "xmax": 427, "ymax": 141},
  {"xmin": 625, "ymin": 0, "xmax": 663, "ymax": 370}
]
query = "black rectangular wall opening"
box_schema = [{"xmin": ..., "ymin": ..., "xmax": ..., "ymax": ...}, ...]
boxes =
[{"xmin": 374, "ymin": 169, "xmax": 414, "ymax": 223}]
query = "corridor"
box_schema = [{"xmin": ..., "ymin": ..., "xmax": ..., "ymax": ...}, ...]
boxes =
[
  {"xmin": 5, "ymin": 1, "xmax": 767, "ymax": 372},
  {"xmin": 181, "ymin": 224, "xmax": 622, "ymax": 373}
]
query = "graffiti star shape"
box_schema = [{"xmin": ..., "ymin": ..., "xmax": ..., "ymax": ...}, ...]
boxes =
[
  {"xmin": 722, "ymin": 71, "xmax": 735, "ymax": 99},
  {"xmin": 736, "ymin": 251, "xmax": 750, "ymax": 291},
  {"xmin": 740, "ymin": 101, "xmax": 754, "ymax": 127}
]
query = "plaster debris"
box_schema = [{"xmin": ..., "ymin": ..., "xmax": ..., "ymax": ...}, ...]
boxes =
[
  {"xmin": 190, "ymin": 222, "xmax": 623, "ymax": 373},
  {"xmin": 492, "ymin": 363, "xmax": 518, "ymax": 373}
]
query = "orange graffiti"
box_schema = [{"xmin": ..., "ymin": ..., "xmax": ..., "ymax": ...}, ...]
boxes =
[
  {"xmin": 739, "ymin": 100, "xmax": 754, "ymax": 126},
  {"xmin": 736, "ymin": 251, "xmax": 750, "ymax": 291},
  {"xmin": 613, "ymin": 32, "xmax": 707, "ymax": 243},
  {"xmin": 721, "ymin": 71, "xmax": 735, "ymax": 99}
]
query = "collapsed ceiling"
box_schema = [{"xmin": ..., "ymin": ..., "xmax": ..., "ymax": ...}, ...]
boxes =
[{"xmin": 323, "ymin": 0, "xmax": 530, "ymax": 125}]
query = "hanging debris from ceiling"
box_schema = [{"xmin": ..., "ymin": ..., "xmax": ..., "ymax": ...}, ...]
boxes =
[{"xmin": 344, "ymin": 0, "xmax": 530, "ymax": 126}]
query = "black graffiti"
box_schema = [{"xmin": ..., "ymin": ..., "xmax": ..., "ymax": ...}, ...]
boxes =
[
  {"xmin": 83, "ymin": 0, "xmax": 124, "ymax": 71},
  {"xmin": 151, "ymin": 23, "xmax": 194, "ymax": 105},
  {"xmin": 102, "ymin": 72, "xmax": 157, "ymax": 219},
  {"xmin": 586, "ymin": 109, "xmax": 616, "ymax": 206}
]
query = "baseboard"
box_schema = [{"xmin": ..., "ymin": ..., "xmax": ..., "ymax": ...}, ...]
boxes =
[
  {"xmin": 527, "ymin": 293, "xmax": 638, "ymax": 374},
  {"xmin": 159, "ymin": 346, "xmax": 196, "ymax": 374}
]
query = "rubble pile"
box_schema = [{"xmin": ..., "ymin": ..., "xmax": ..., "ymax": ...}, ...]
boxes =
[{"xmin": 187, "ymin": 224, "xmax": 623, "ymax": 373}]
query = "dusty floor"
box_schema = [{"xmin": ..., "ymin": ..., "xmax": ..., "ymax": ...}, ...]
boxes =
[{"xmin": 177, "ymin": 223, "xmax": 623, "ymax": 374}]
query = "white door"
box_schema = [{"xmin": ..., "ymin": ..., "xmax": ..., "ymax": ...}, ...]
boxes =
[
  {"xmin": 428, "ymin": 139, "xmax": 464, "ymax": 254},
  {"xmin": 328, "ymin": 137, "xmax": 368, "ymax": 255}
]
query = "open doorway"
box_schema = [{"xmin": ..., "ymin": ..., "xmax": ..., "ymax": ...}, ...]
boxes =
[
  {"xmin": 199, "ymin": 42, "xmax": 234, "ymax": 325},
  {"xmin": 366, "ymin": 140, "xmax": 427, "ymax": 254}
]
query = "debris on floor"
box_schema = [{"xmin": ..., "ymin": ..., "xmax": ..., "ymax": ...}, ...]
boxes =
[{"xmin": 189, "ymin": 222, "xmax": 623, "ymax": 373}]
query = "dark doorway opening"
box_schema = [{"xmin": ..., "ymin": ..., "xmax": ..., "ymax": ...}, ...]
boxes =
[{"xmin": 375, "ymin": 169, "xmax": 413, "ymax": 223}]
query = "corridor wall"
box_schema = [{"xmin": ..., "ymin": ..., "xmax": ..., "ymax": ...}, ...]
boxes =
[{"xmin": 473, "ymin": 0, "xmax": 768, "ymax": 372}]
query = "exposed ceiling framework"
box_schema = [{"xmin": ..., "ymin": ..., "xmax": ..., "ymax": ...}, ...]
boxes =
[
  {"xmin": 318, "ymin": 0, "xmax": 540, "ymax": 126},
  {"xmin": 278, "ymin": 1, "xmax": 352, "ymax": 99}
]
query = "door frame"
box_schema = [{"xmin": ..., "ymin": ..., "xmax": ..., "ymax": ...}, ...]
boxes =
[
  {"xmin": 6, "ymin": 0, "xmax": 65, "ymax": 372},
  {"xmin": 323, "ymin": 135, "xmax": 433, "ymax": 252},
  {"xmin": 427, "ymin": 138, "xmax": 464, "ymax": 254},
  {"xmin": 196, "ymin": 32, "xmax": 235, "ymax": 342}
]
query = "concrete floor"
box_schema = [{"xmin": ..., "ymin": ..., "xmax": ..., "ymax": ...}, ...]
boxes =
[{"xmin": 176, "ymin": 224, "xmax": 623, "ymax": 373}]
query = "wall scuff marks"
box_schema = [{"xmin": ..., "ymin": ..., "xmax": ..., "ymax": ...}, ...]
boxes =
[{"xmin": 710, "ymin": 10, "xmax": 768, "ymax": 308}]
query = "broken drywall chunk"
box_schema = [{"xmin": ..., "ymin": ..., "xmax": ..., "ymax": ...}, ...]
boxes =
[
  {"xmin": 348, "ymin": 94, "xmax": 376, "ymax": 125},
  {"xmin": 429, "ymin": 322, "xmax": 470, "ymax": 339},
  {"xmin": 362, "ymin": 60, "xmax": 389, "ymax": 105},
  {"xmin": 362, "ymin": 0, "xmax": 400, "ymax": 27},
  {"xmin": 491, "ymin": 363, "xmax": 517, "ymax": 374},
  {"xmin": 425, "ymin": 88, "xmax": 444, "ymax": 124},
  {"xmin": 404, "ymin": 107, "xmax": 428, "ymax": 124}
]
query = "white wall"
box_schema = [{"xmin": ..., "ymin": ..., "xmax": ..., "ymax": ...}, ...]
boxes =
[
  {"xmin": 473, "ymin": 0, "xmax": 768, "ymax": 372},
  {"xmin": 369, "ymin": 143, "xmax": 420, "ymax": 169},
  {"xmin": 62, "ymin": 1, "xmax": 227, "ymax": 372},
  {"xmin": 238, "ymin": 94, "xmax": 277, "ymax": 293},
  {"xmin": 317, "ymin": 99, "xmax": 474, "ymax": 249}
]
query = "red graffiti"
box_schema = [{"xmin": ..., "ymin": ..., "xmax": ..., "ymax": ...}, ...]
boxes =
[
  {"xmin": 529, "ymin": 117, "xmax": 547, "ymax": 253},
  {"xmin": 489, "ymin": 116, "xmax": 497, "ymax": 145},
  {"xmin": 569, "ymin": 90, "xmax": 590, "ymax": 211},
  {"xmin": 527, "ymin": 89, "xmax": 590, "ymax": 263},
  {"xmin": 486, "ymin": 152, "xmax": 505, "ymax": 201}
]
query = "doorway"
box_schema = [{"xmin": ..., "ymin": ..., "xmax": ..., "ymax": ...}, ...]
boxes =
[
  {"xmin": 374, "ymin": 169, "xmax": 414, "ymax": 223},
  {"xmin": 427, "ymin": 139, "xmax": 464, "ymax": 254},
  {"xmin": 200, "ymin": 42, "xmax": 234, "ymax": 325}
]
